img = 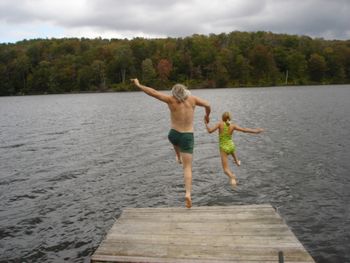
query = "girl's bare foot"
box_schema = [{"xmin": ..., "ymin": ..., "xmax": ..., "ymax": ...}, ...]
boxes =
[
  {"xmin": 236, "ymin": 160, "xmax": 241, "ymax": 166},
  {"xmin": 185, "ymin": 196, "xmax": 192, "ymax": 208},
  {"xmin": 230, "ymin": 177, "xmax": 237, "ymax": 189}
]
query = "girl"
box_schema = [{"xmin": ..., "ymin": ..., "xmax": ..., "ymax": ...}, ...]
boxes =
[{"xmin": 204, "ymin": 112, "xmax": 263, "ymax": 188}]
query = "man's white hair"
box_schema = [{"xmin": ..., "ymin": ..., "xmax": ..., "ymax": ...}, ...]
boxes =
[{"xmin": 171, "ymin": 84, "xmax": 191, "ymax": 102}]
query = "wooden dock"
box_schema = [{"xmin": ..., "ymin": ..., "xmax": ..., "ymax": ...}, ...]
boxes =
[{"xmin": 91, "ymin": 204, "xmax": 315, "ymax": 263}]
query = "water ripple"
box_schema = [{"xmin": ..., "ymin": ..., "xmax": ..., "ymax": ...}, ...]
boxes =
[{"xmin": 0, "ymin": 87, "xmax": 350, "ymax": 262}]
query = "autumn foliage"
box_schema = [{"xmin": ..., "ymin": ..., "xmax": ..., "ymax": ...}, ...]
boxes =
[{"xmin": 0, "ymin": 31, "xmax": 350, "ymax": 95}]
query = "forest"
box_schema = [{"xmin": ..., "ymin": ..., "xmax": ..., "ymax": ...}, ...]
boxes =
[{"xmin": 0, "ymin": 31, "xmax": 350, "ymax": 96}]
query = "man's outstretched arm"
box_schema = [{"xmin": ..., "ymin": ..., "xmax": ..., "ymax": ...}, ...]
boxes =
[
  {"xmin": 194, "ymin": 96, "xmax": 211, "ymax": 123},
  {"xmin": 130, "ymin": 78, "xmax": 171, "ymax": 103}
]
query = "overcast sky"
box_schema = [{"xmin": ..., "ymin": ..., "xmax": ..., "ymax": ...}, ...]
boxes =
[{"xmin": 0, "ymin": 0, "xmax": 349, "ymax": 43}]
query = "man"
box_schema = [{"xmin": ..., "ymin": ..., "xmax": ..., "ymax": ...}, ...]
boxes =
[{"xmin": 131, "ymin": 78, "xmax": 211, "ymax": 208}]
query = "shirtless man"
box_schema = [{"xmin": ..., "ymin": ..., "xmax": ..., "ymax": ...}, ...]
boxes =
[{"xmin": 131, "ymin": 79, "xmax": 211, "ymax": 208}]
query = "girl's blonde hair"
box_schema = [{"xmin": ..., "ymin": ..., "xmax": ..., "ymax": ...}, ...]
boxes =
[{"xmin": 222, "ymin": 112, "xmax": 231, "ymax": 126}]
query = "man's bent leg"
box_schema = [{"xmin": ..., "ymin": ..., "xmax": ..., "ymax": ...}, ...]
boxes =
[
  {"xmin": 172, "ymin": 144, "xmax": 182, "ymax": 164},
  {"xmin": 181, "ymin": 152, "xmax": 193, "ymax": 208}
]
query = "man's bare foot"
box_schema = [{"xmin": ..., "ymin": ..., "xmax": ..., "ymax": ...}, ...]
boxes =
[
  {"xmin": 185, "ymin": 196, "xmax": 192, "ymax": 208},
  {"xmin": 176, "ymin": 155, "xmax": 182, "ymax": 164},
  {"xmin": 230, "ymin": 177, "xmax": 237, "ymax": 189}
]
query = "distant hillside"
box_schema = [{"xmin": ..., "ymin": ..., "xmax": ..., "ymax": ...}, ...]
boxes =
[{"xmin": 0, "ymin": 31, "xmax": 349, "ymax": 96}]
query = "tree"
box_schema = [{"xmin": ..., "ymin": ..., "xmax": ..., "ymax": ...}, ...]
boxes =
[
  {"xmin": 114, "ymin": 44, "xmax": 134, "ymax": 83},
  {"xmin": 8, "ymin": 53, "xmax": 30, "ymax": 94},
  {"xmin": 216, "ymin": 46, "xmax": 238, "ymax": 81},
  {"xmin": 249, "ymin": 44, "xmax": 278, "ymax": 85},
  {"xmin": 273, "ymin": 47, "xmax": 288, "ymax": 73},
  {"xmin": 235, "ymin": 55, "xmax": 251, "ymax": 86},
  {"xmin": 188, "ymin": 35, "xmax": 216, "ymax": 79},
  {"xmin": 29, "ymin": 61, "xmax": 51, "ymax": 94},
  {"xmin": 141, "ymin": 58, "xmax": 156, "ymax": 85},
  {"xmin": 157, "ymin": 58, "xmax": 172, "ymax": 83},
  {"xmin": 323, "ymin": 47, "xmax": 346, "ymax": 83},
  {"xmin": 286, "ymin": 51, "xmax": 307, "ymax": 84},
  {"xmin": 308, "ymin": 53, "xmax": 327, "ymax": 82},
  {"xmin": 91, "ymin": 60, "xmax": 107, "ymax": 90},
  {"xmin": 212, "ymin": 59, "xmax": 229, "ymax": 88},
  {"xmin": 51, "ymin": 55, "xmax": 78, "ymax": 93},
  {"xmin": 0, "ymin": 63, "xmax": 10, "ymax": 95},
  {"xmin": 171, "ymin": 48, "xmax": 193, "ymax": 83},
  {"xmin": 78, "ymin": 65, "xmax": 94, "ymax": 91}
]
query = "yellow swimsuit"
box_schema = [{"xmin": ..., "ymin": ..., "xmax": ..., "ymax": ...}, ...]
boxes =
[{"xmin": 219, "ymin": 124, "xmax": 236, "ymax": 154}]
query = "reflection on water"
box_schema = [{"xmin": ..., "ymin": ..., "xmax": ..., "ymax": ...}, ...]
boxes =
[{"xmin": 0, "ymin": 85, "xmax": 350, "ymax": 262}]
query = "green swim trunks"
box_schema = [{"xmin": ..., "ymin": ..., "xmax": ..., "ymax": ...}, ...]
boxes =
[{"xmin": 168, "ymin": 129, "xmax": 194, "ymax": 154}]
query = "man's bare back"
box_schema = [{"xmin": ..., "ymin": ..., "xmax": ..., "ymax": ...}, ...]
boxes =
[{"xmin": 168, "ymin": 96, "xmax": 196, "ymax": 132}]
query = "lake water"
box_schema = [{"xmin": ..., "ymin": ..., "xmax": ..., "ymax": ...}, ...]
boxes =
[{"xmin": 0, "ymin": 85, "xmax": 349, "ymax": 263}]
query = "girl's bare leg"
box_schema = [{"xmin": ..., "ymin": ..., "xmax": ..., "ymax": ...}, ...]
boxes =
[
  {"xmin": 220, "ymin": 150, "xmax": 237, "ymax": 188},
  {"xmin": 232, "ymin": 152, "xmax": 241, "ymax": 166},
  {"xmin": 181, "ymin": 152, "xmax": 193, "ymax": 208},
  {"xmin": 172, "ymin": 145, "xmax": 182, "ymax": 164}
]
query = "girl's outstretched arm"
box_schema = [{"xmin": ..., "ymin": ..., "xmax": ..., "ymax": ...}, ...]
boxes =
[
  {"xmin": 234, "ymin": 124, "xmax": 264, "ymax": 134},
  {"xmin": 204, "ymin": 118, "xmax": 220, "ymax": 133}
]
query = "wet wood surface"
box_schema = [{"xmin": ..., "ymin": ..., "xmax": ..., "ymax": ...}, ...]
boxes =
[{"xmin": 91, "ymin": 204, "xmax": 315, "ymax": 263}]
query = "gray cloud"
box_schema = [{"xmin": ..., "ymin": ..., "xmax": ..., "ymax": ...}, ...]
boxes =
[{"xmin": 0, "ymin": 0, "xmax": 349, "ymax": 42}]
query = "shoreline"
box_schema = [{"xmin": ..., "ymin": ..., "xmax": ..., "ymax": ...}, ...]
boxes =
[{"xmin": 2, "ymin": 83, "xmax": 349, "ymax": 97}]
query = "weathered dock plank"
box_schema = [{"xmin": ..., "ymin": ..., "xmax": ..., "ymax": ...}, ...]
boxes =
[{"xmin": 91, "ymin": 204, "xmax": 315, "ymax": 263}]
